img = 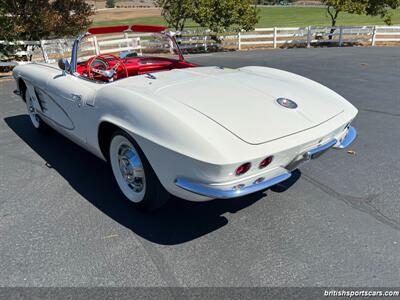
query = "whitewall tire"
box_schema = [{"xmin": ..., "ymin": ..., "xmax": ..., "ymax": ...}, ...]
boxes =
[
  {"xmin": 25, "ymin": 88, "xmax": 49, "ymax": 132},
  {"xmin": 109, "ymin": 134, "xmax": 146, "ymax": 203},
  {"xmin": 108, "ymin": 130, "xmax": 169, "ymax": 210}
]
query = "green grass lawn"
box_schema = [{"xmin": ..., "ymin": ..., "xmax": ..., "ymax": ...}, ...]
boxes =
[{"xmin": 93, "ymin": 7, "xmax": 400, "ymax": 28}]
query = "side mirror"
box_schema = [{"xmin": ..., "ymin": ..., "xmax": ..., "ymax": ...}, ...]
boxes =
[{"xmin": 58, "ymin": 58, "xmax": 70, "ymax": 74}]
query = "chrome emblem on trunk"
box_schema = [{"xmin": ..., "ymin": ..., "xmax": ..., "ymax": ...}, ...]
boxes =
[{"xmin": 277, "ymin": 98, "xmax": 298, "ymax": 109}]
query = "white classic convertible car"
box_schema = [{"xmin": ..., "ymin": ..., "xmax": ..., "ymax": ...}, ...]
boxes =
[{"xmin": 12, "ymin": 24, "xmax": 357, "ymax": 210}]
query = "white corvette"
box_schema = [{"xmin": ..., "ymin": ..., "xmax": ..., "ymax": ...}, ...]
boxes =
[{"xmin": 12, "ymin": 25, "xmax": 358, "ymax": 210}]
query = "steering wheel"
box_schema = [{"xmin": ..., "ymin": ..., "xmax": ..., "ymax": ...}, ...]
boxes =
[{"xmin": 86, "ymin": 53, "xmax": 128, "ymax": 81}]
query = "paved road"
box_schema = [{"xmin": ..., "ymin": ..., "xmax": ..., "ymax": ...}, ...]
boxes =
[{"xmin": 0, "ymin": 47, "xmax": 399, "ymax": 287}]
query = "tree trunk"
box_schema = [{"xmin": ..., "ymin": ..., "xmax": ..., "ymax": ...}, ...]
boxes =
[
  {"xmin": 329, "ymin": 20, "xmax": 336, "ymax": 40},
  {"xmin": 327, "ymin": 6, "xmax": 340, "ymax": 40},
  {"xmin": 179, "ymin": 17, "xmax": 187, "ymax": 32}
]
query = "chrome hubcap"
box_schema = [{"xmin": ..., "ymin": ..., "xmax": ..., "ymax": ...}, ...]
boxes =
[
  {"xmin": 26, "ymin": 93, "xmax": 40, "ymax": 128},
  {"xmin": 117, "ymin": 145, "xmax": 145, "ymax": 193}
]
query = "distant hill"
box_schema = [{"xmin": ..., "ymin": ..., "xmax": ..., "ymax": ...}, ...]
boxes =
[{"xmin": 86, "ymin": 0, "xmax": 157, "ymax": 9}]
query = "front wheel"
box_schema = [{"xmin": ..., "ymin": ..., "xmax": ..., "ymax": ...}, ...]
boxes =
[
  {"xmin": 25, "ymin": 88, "xmax": 49, "ymax": 132},
  {"xmin": 109, "ymin": 130, "xmax": 169, "ymax": 211}
]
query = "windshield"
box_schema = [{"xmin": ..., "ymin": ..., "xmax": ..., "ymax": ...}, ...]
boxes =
[{"xmin": 77, "ymin": 32, "xmax": 182, "ymax": 63}]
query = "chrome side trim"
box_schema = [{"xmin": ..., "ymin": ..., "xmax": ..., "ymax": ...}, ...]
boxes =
[
  {"xmin": 175, "ymin": 171, "xmax": 291, "ymax": 199},
  {"xmin": 34, "ymin": 87, "xmax": 75, "ymax": 130},
  {"xmin": 334, "ymin": 126, "xmax": 357, "ymax": 149}
]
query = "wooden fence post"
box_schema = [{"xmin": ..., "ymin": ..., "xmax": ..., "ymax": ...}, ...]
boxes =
[
  {"xmin": 238, "ymin": 31, "xmax": 241, "ymax": 50},
  {"xmin": 204, "ymin": 35, "xmax": 208, "ymax": 52},
  {"xmin": 273, "ymin": 27, "xmax": 277, "ymax": 49},
  {"xmin": 338, "ymin": 27, "xmax": 343, "ymax": 46},
  {"xmin": 124, "ymin": 32, "xmax": 130, "ymax": 51},
  {"xmin": 26, "ymin": 44, "xmax": 33, "ymax": 61},
  {"xmin": 39, "ymin": 40, "xmax": 49, "ymax": 63},
  {"xmin": 93, "ymin": 36, "xmax": 100, "ymax": 54},
  {"xmin": 306, "ymin": 26, "xmax": 312, "ymax": 48},
  {"xmin": 371, "ymin": 25, "xmax": 377, "ymax": 46}
]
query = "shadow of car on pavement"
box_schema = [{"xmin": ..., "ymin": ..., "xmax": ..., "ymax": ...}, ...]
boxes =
[{"xmin": 5, "ymin": 114, "xmax": 301, "ymax": 245}]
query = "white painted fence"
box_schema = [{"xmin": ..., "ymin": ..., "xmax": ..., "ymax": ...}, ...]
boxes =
[
  {"xmin": 371, "ymin": 25, "xmax": 400, "ymax": 45},
  {"xmin": 1, "ymin": 25, "xmax": 399, "ymax": 68},
  {"xmin": 238, "ymin": 25, "xmax": 400, "ymax": 49}
]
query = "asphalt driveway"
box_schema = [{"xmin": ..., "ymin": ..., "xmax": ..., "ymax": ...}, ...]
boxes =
[{"xmin": 0, "ymin": 46, "xmax": 399, "ymax": 287}]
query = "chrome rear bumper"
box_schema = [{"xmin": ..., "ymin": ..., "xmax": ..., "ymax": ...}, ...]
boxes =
[
  {"xmin": 175, "ymin": 171, "xmax": 291, "ymax": 199},
  {"xmin": 175, "ymin": 126, "xmax": 357, "ymax": 199},
  {"xmin": 334, "ymin": 126, "xmax": 357, "ymax": 149}
]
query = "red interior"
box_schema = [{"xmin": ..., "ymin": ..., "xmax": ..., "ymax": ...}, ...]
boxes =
[
  {"xmin": 81, "ymin": 25, "xmax": 198, "ymax": 81},
  {"xmin": 77, "ymin": 56, "xmax": 198, "ymax": 81}
]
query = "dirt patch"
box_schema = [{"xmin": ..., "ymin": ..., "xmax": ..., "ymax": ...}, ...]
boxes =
[{"xmin": 93, "ymin": 8, "xmax": 161, "ymax": 23}]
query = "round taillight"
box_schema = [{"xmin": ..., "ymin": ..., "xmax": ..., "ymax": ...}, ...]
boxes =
[
  {"xmin": 235, "ymin": 162, "xmax": 251, "ymax": 176},
  {"xmin": 259, "ymin": 156, "xmax": 273, "ymax": 169}
]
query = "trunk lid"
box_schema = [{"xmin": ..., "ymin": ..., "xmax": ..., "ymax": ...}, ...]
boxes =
[{"xmin": 137, "ymin": 67, "xmax": 344, "ymax": 144}]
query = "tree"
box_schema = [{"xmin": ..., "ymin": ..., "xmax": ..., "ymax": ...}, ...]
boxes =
[
  {"xmin": 106, "ymin": 0, "xmax": 116, "ymax": 8},
  {"xmin": 0, "ymin": 3, "xmax": 19, "ymax": 62},
  {"xmin": 155, "ymin": 0, "xmax": 259, "ymax": 32},
  {"xmin": 192, "ymin": 0, "xmax": 259, "ymax": 32},
  {"xmin": 155, "ymin": 0, "xmax": 193, "ymax": 31},
  {"xmin": 322, "ymin": 0, "xmax": 400, "ymax": 29},
  {"xmin": 0, "ymin": 0, "xmax": 93, "ymax": 41},
  {"xmin": 0, "ymin": 4, "xmax": 16, "ymax": 41},
  {"xmin": 51, "ymin": 0, "xmax": 94, "ymax": 37}
]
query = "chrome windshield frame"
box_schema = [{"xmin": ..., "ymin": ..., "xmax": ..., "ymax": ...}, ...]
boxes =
[
  {"xmin": 70, "ymin": 32, "xmax": 90, "ymax": 75},
  {"xmin": 69, "ymin": 30, "xmax": 184, "ymax": 76}
]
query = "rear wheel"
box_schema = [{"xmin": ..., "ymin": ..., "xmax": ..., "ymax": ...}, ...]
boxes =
[{"xmin": 109, "ymin": 130, "xmax": 169, "ymax": 210}]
